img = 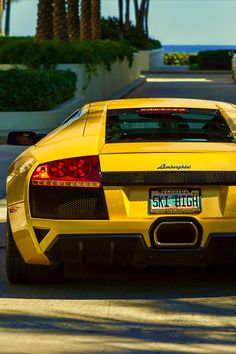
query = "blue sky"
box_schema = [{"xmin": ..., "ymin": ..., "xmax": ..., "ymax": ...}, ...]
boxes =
[{"xmin": 4, "ymin": 0, "xmax": 236, "ymax": 45}]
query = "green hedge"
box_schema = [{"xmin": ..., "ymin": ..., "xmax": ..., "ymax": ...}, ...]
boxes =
[
  {"xmin": 164, "ymin": 52, "xmax": 197, "ymax": 65},
  {"xmin": 101, "ymin": 17, "xmax": 162, "ymax": 50},
  {"xmin": 0, "ymin": 37, "xmax": 134, "ymax": 70},
  {"xmin": 0, "ymin": 69, "xmax": 77, "ymax": 111},
  {"xmin": 197, "ymin": 50, "xmax": 232, "ymax": 70},
  {"xmin": 164, "ymin": 50, "xmax": 232, "ymax": 69}
]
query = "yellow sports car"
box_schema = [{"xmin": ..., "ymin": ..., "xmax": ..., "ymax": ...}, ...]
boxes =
[{"xmin": 6, "ymin": 98, "xmax": 236, "ymax": 283}]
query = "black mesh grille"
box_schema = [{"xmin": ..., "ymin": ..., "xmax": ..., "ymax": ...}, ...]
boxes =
[
  {"xmin": 30, "ymin": 186, "xmax": 109, "ymax": 220},
  {"xmin": 102, "ymin": 171, "xmax": 236, "ymax": 186}
]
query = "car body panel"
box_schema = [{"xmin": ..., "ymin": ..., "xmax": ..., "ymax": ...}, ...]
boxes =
[
  {"xmin": 99, "ymin": 150, "xmax": 236, "ymax": 171},
  {"xmin": 7, "ymin": 98, "xmax": 236, "ymax": 267}
]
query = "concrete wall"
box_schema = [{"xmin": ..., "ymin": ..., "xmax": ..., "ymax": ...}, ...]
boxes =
[
  {"xmin": 57, "ymin": 50, "xmax": 150, "ymax": 103},
  {"xmin": 149, "ymin": 49, "xmax": 164, "ymax": 70},
  {"xmin": 0, "ymin": 49, "xmax": 163, "ymax": 136},
  {"xmin": 0, "ymin": 97, "xmax": 84, "ymax": 142}
]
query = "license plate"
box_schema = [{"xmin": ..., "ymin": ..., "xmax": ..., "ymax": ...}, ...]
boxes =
[{"xmin": 149, "ymin": 188, "xmax": 201, "ymax": 214}]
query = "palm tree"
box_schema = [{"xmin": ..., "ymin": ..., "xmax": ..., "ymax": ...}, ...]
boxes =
[
  {"xmin": 4, "ymin": 0, "xmax": 11, "ymax": 35},
  {"xmin": 0, "ymin": 0, "xmax": 3, "ymax": 34},
  {"xmin": 144, "ymin": 0, "xmax": 150, "ymax": 36},
  {"xmin": 80, "ymin": 0, "xmax": 91, "ymax": 40},
  {"xmin": 91, "ymin": 0, "xmax": 101, "ymax": 39},
  {"xmin": 67, "ymin": 0, "xmax": 80, "ymax": 40},
  {"xmin": 134, "ymin": 0, "xmax": 148, "ymax": 32},
  {"xmin": 35, "ymin": 0, "xmax": 53, "ymax": 42},
  {"xmin": 118, "ymin": 0, "xmax": 123, "ymax": 38},
  {"xmin": 53, "ymin": 0, "xmax": 68, "ymax": 41},
  {"xmin": 124, "ymin": 0, "xmax": 130, "ymax": 34},
  {"xmin": 2, "ymin": 0, "xmax": 24, "ymax": 36}
]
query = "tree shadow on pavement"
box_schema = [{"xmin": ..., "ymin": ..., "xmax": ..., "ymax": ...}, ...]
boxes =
[
  {"xmin": 1, "ymin": 249, "xmax": 236, "ymax": 353},
  {"xmin": 0, "ymin": 248, "xmax": 236, "ymax": 301}
]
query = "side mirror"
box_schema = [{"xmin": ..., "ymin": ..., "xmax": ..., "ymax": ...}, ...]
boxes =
[{"xmin": 7, "ymin": 131, "xmax": 45, "ymax": 146}]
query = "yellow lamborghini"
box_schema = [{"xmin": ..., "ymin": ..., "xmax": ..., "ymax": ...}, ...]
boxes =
[{"xmin": 6, "ymin": 98, "xmax": 236, "ymax": 283}]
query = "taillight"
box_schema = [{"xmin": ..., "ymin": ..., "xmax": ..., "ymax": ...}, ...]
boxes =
[{"xmin": 31, "ymin": 156, "xmax": 102, "ymax": 188}]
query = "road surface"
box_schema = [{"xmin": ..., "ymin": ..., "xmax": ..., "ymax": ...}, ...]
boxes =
[{"xmin": 126, "ymin": 72, "xmax": 236, "ymax": 104}]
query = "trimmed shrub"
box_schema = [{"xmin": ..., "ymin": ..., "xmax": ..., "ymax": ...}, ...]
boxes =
[
  {"xmin": 101, "ymin": 16, "xmax": 162, "ymax": 50},
  {"xmin": 164, "ymin": 52, "xmax": 192, "ymax": 65},
  {"xmin": 0, "ymin": 37, "xmax": 134, "ymax": 70},
  {"xmin": 189, "ymin": 54, "xmax": 198, "ymax": 65},
  {"xmin": 197, "ymin": 50, "xmax": 232, "ymax": 70},
  {"xmin": 0, "ymin": 69, "xmax": 77, "ymax": 111},
  {"xmin": 189, "ymin": 63, "xmax": 200, "ymax": 71},
  {"xmin": 101, "ymin": 17, "xmax": 120, "ymax": 41},
  {"xmin": 164, "ymin": 50, "xmax": 232, "ymax": 69},
  {"xmin": 125, "ymin": 26, "xmax": 161, "ymax": 50}
]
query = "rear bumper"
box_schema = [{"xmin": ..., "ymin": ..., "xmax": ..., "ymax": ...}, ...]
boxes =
[{"xmin": 45, "ymin": 233, "xmax": 236, "ymax": 268}]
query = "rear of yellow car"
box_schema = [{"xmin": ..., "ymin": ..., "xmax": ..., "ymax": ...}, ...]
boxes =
[{"xmin": 6, "ymin": 99, "xmax": 236, "ymax": 283}]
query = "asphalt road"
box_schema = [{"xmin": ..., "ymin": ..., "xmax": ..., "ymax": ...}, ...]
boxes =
[
  {"xmin": 0, "ymin": 71, "xmax": 236, "ymax": 353},
  {"xmin": 0, "ymin": 249, "xmax": 236, "ymax": 354},
  {"xmin": 126, "ymin": 72, "xmax": 236, "ymax": 103}
]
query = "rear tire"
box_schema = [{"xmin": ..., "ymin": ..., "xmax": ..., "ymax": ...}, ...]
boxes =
[{"xmin": 6, "ymin": 220, "xmax": 63, "ymax": 284}]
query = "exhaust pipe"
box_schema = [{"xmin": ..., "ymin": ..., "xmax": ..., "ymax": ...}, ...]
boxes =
[{"xmin": 153, "ymin": 221, "xmax": 199, "ymax": 248}]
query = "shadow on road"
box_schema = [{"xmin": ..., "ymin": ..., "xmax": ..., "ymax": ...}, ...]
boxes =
[
  {"xmin": 1, "ymin": 250, "xmax": 236, "ymax": 301},
  {"xmin": 1, "ymin": 252, "xmax": 236, "ymax": 352}
]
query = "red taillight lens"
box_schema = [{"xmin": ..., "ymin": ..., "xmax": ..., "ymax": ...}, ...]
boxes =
[{"xmin": 31, "ymin": 156, "xmax": 102, "ymax": 188}]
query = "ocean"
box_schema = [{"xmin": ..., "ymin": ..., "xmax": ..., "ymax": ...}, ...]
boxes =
[{"xmin": 162, "ymin": 44, "xmax": 236, "ymax": 53}]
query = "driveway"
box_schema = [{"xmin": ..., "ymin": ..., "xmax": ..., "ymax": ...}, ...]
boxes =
[{"xmin": 126, "ymin": 72, "xmax": 236, "ymax": 103}]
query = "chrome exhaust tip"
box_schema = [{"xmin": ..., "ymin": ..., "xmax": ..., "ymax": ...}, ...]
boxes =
[{"xmin": 153, "ymin": 221, "xmax": 199, "ymax": 248}]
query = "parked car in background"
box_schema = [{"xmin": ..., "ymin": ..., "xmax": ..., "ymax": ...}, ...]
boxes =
[{"xmin": 6, "ymin": 98, "xmax": 236, "ymax": 283}]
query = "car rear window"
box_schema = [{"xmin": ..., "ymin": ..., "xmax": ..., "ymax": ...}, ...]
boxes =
[{"xmin": 106, "ymin": 108, "xmax": 234, "ymax": 143}]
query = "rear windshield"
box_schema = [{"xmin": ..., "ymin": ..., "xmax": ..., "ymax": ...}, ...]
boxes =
[{"xmin": 106, "ymin": 108, "xmax": 234, "ymax": 143}]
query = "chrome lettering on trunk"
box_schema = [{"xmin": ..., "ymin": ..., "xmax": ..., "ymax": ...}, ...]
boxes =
[{"xmin": 157, "ymin": 164, "xmax": 192, "ymax": 170}]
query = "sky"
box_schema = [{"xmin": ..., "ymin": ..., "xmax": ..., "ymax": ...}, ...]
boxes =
[{"xmin": 3, "ymin": 0, "xmax": 236, "ymax": 45}]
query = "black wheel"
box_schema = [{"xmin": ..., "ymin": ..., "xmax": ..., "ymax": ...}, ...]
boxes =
[{"xmin": 6, "ymin": 220, "xmax": 63, "ymax": 284}]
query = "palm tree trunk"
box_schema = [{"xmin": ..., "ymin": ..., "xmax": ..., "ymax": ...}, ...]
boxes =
[
  {"xmin": 124, "ymin": 0, "xmax": 130, "ymax": 34},
  {"xmin": 133, "ymin": 0, "xmax": 147, "ymax": 31},
  {"xmin": 118, "ymin": 0, "xmax": 123, "ymax": 38},
  {"xmin": 80, "ymin": 0, "xmax": 91, "ymax": 40},
  {"xmin": 53, "ymin": 0, "xmax": 68, "ymax": 41},
  {"xmin": 144, "ymin": 0, "xmax": 149, "ymax": 36},
  {"xmin": 91, "ymin": 0, "xmax": 101, "ymax": 39},
  {"xmin": 35, "ymin": 0, "xmax": 53, "ymax": 42},
  {"xmin": 4, "ymin": 0, "xmax": 11, "ymax": 36},
  {"xmin": 0, "ymin": 0, "xmax": 4, "ymax": 34},
  {"xmin": 133, "ymin": 0, "xmax": 138, "ymax": 24},
  {"xmin": 67, "ymin": 0, "xmax": 80, "ymax": 40}
]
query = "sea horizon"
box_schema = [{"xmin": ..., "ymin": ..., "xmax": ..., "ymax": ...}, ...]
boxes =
[{"xmin": 162, "ymin": 44, "xmax": 236, "ymax": 53}]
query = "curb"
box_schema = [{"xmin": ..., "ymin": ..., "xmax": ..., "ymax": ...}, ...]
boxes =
[
  {"xmin": 142, "ymin": 70, "xmax": 231, "ymax": 75},
  {"xmin": 109, "ymin": 77, "xmax": 146, "ymax": 99}
]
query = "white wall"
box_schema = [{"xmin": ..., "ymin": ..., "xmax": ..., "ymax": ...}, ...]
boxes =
[
  {"xmin": 0, "ymin": 49, "xmax": 164, "ymax": 135},
  {"xmin": 57, "ymin": 50, "xmax": 151, "ymax": 103},
  {"xmin": 149, "ymin": 49, "xmax": 164, "ymax": 70}
]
